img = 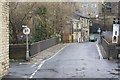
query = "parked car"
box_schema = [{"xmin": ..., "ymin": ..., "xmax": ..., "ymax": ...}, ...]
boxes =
[{"xmin": 89, "ymin": 34, "xmax": 97, "ymax": 42}]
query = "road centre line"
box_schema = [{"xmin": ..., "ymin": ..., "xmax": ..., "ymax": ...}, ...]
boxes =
[
  {"xmin": 31, "ymin": 45, "xmax": 67, "ymax": 68},
  {"xmin": 29, "ymin": 45, "xmax": 68, "ymax": 78}
]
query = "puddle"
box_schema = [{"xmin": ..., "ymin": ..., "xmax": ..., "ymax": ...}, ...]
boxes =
[
  {"xmin": 76, "ymin": 67, "xmax": 86, "ymax": 72},
  {"xmin": 76, "ymin": 68, "xmax": 82, "ymax": 71},
  {"xmin": 110, "ymin": 72, "xmax": 120, "ymax": 75},
  {"xmin": 82, "ymin": 67, "xmax": 85, "ymax": 70},
  {"xmin": 97, "ymin": 69, "xmax": 100, "ymax": 71},
  {"xmin": 80, "ymin": 59, "xmax": 84, "ymax": 60},
  {"xmin": 115, "ymin": 68, "xmax": 120, "ymax": 71},
  {"xmin": 107, "ymin": 71, "xmax": 111, "ymax": 72}
]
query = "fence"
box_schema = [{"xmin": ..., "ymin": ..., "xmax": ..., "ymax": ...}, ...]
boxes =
[{"xmin": 9, "ymin": 37, "xmax": 59, "ymax": 60}]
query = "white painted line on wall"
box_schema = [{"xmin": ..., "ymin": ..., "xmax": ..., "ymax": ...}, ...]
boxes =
[
  {"xmin": 29, "ymin": 45, "xmax": 68, "ymax": 78},
  {"xmin": 96, "ymin": 44, "xmax": 103, "ymax": 60}
]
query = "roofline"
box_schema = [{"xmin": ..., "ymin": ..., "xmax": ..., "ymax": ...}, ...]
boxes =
[{"xmin": 74, "ymin": 11, "xmax": 90, "ymax": 19}]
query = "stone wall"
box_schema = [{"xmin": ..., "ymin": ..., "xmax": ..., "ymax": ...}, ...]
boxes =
[
  {"xmin": 0, "ymin": 2, "xmax": 9, "ymax": 77},
  {"xmin": 10, "ymin": 37, "xmax": 59, "ymax": 60},
  {"xmin": 101, "ymin": 38, "xmax": 118, "ymax": 59}
]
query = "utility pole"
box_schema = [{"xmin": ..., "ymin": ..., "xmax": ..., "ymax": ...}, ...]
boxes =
[
  {"xmin": 104, "ymin": 10, "xmax": 106, "ymax": 30},
  {"xmin": 118, "ymin": 1, "xmax": 120, "ymax": 17},
  {"xmin": 102, "ymin": 3, "xmax": 106, "ymax": 31}
]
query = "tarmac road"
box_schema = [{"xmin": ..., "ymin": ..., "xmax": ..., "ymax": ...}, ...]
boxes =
[
  {"xmin": 32, "ymin": 42, "xmax": 118, "ymax": 78},
  {"xmin": 4, "ymin": 42, "xmax": 119, "ymax": 79}
]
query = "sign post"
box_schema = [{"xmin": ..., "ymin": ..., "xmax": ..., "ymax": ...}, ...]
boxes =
[
  {"xmin": 112, "ymin": 18, "xmax": 120, "ymax": 59},
  {"xmin": 112, "ymin": 20, "xmax": 119, "ymax": 43},
  {"xmin": 97, "ymin": 28, "xmax": 101, "ymax": 44},
  {"xmin": 23, "ymin": 26, "xmax": 30, "ymax": 61},
  {"xmin": 97, "ymin": 28, "xmax": 101, "ymax": 35}
]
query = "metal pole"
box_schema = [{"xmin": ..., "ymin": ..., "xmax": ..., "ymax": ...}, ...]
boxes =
[
  {"xmin": 103, "ymin": 4, "xmax": 106, "ymax": 30},
  {"xmin": 71, "ymin": 21, "xmax": 73, "ymax": 42},
  {"xmin": 99, "ymin": 32, "xmax": 100, "ymax": 44},
  {"xmin": 26, "ymin": 35, "xmax": 29, "ymax": 61},
  {"xmin": 104, "ymin": 11, "xmax": 105, "ymax": 30}
]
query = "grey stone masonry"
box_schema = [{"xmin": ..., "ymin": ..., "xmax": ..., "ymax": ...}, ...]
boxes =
[{"xmin": 0, "ymin": 2, "xmax": 9, "ymax": 77}]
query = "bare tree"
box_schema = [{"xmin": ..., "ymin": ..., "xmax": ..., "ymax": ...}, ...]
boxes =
[
  {"xmin": 9, "ymin": 2, "xmax": 75, "ymax": 43},
  {"xmin": 9, "ymin": 2, "xmax": 36, "ymax": 43}
]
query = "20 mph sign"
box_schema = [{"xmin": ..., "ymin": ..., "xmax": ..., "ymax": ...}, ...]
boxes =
[{"xmin": 23, "ymin": 27, "xmax": 30, "ymax": 35}]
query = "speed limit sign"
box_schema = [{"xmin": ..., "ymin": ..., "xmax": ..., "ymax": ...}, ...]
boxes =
[
  {"xmin": 97, "ymin": 28, "xmax": 101, "ymax": 33},
  {"xmin": 23, "ymin": 27, "xmax": 30, "ymax": 35}
]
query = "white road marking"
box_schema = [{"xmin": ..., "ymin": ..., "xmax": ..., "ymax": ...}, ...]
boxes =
[
  {"xmin": 19, "ymin": 62, "xmax": 30, "ymax": 65},
  {"xmin": 29, "ymin": 61, "xmax": 45, "ymax": 78},
  {"xmin": 31, "ymin": 58, "xmax": 43, "ymax": 68},
  {"xmin": 96, "ymin": 44, "xmax": 103, "ymax": 60},
  {"xmin": 34, "ymin": 70, "xmax": 38, "ymax": 73},
  {"xmin": 31, "ymin": 63, "xmax": 37, "ymax": 67},
  {"xmin": 45, "ymin": 45, "xmax": 67, "ymax": 61},
  {"xmin": 29, "ymin": 45, "xmax": 68, "ymax": 78},
  {"xmin": 37, "ymin": 61, "xmax": 45, "ymax": 69},
  {"xmin": 30, "ymin": 73, "xmax": 35, "ymax": 78}
]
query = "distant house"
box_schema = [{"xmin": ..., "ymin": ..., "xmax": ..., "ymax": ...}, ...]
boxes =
[
  {"xmin": 71, "ymin": 18, "xmax": 81, "ymax": 42},
  {"xmin": 72, "ymin": 11, "xmax": 90, "ymax": 42},
  {"xmin": 0, "ymin": 2, "xmax": 9, "ymax": 78}
]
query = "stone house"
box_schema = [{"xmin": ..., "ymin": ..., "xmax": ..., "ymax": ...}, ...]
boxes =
[{"xmin": 71, "ymin": 11, "xmax": 90, "ymax": 42}]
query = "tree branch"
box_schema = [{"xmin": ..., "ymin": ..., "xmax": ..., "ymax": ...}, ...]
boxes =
[{"xmin": 20, "ymin": 3, "xmax": 36, "ymax": 25}]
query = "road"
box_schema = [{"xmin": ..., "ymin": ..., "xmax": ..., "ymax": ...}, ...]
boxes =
[
  {"xmin": 31, "ymin": 42, "xmax": 118, "ymax": 78},
  {"xmin": 6, "ymin": 42, "xmax": 118, "ymax": 79}
]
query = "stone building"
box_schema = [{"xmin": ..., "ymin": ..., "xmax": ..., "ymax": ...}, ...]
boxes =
[
  {"xmin": 0, "ymin": 2, "xmax": 9, "ymax": 78},
  {"xmin": 76, "ymin": 2, "xmax": 103, "ymax": 18},
  {"xmin": 72, "ymin": 18, "xmax": 81, "ymax": 42},
  {"xmin": 75, "ymin": 2, "xmax": 103, "ymax": 33},
  {"xmin": 98, "ymin": 2, "xmax": 120, "ymax": 31},
  {"xmin": 72, "ymin": 12, "xmax": 90, "ymax": 42}
]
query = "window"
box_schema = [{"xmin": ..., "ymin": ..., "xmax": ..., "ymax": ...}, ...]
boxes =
[
  {"xmin": 82, "ymin": 11, "xmax": 88, "ymax": 15},
  {"xmin": 105, "ymin": 2, "xmax": 112, "ymax": 12},
  {"xmin": 82, "ymin": 0, "xmax": 88, "ymax": 2},
  {"xmin": 91, "ymin": 4, "xmax": 97, "ymax": 8},
  {"xmin": 82, "ymin": 4, "xmax": 88, "ymax": 8},
  {"xmin": 92, "ymin": 11, "xmax": 97, "ymax": 14}
]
